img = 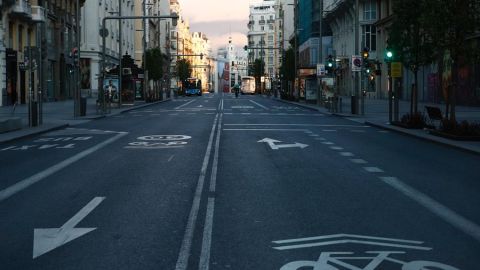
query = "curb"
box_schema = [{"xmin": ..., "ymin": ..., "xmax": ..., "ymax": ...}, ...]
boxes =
[
  {"xmin": 0, "ymin": 123, "xmax": 69, "ymax": 145},
  {"xmin": 365, "ymin": 121, "xmax": 480, "ymax": 156},
  {"xmin": 119, "ymin": 98, "xmax": 171, "ymax": 114}
]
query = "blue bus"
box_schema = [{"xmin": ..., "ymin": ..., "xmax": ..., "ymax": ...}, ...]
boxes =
[{"xmin": 184, "ymin": 78, "xmax": 202, "ymax": 96}]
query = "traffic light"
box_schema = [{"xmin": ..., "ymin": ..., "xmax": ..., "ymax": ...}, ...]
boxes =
[
  {"xmin": 362, "ymin": 47, "xmax": 369, "ymax": 61},
  {"xmin": 71, "ymin": 47, "xmax": 78, "ymax": 67},
  {"xmin": 326, "ymin": 55, "xmax": 334, "ymax": 74},
  {"xmin": 385, "ymin": 47, "xmax": 393, "ymax": 63},
  {"xmin": 244, "ymin": 45, "xmax": 248, "ymax": 51}
]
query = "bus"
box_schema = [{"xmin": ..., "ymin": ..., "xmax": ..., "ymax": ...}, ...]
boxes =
[
  {"xmin": 241, "ymin": 76, "xmax": 256, "ymax": 94},
  {"xmin": 184, "ymin": 78, "xmax": 202, "ymax": 96}
]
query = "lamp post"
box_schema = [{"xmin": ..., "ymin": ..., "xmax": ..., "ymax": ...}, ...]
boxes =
[{"xmin": 317, "ymin": 0, "xmax": 323, "ymax": 106}]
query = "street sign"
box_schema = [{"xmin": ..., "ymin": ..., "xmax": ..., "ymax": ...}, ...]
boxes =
[
  {"xmin": 351, "ymin": 55, "xmax": 362, "ymax": 72},
  {"xmin": 316, "ymin": 63, "xmax": 326, "ymax": 76},
  {"xmin": 391, "ymin": 62, "xmax": 402, "ymax": 78},
  {"xmin": 99, "ymin": 28, "xmax": 109, "ymax": 38}
]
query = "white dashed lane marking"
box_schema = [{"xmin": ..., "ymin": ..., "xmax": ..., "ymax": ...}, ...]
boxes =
[
  {"xmin": 350, "ymin": 159, "xmax": 368, "ymax": 164},
  {"xmin": 364, "ymin": 167, "xmax": 384, "ymax": 173},
  {"xmin": 339, "ymin": 152, "xmax": 354, "ymax": 157},
  {"xmin": 321, "ymin": 142, "xmax": 334, "ymax": 145},
  {"xmin": 329, "ymin": 146, "xmax": 344, "ymax": 150}
]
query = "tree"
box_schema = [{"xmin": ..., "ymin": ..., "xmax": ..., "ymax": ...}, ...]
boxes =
[
  {"xmin": 425, "ymin": 0, "xmax": 480, "ymax": 121},
  {"xmin": 146, "ymin": 47, "xmax": 163, "ymax": 81},
  {"xmin": 389, "ymin": 0, "xmax": 436, "ymax": 115},
  {"xmin": 176, "ymin": 59, "xmax": 191, "ymax": 91},
  {"xmin": 280, "ymin": 48, "xmax": 295, "ymax": 81},
  {"xmin": 252, "ymin": 58, "xmax": 265, "ymax": 93}
]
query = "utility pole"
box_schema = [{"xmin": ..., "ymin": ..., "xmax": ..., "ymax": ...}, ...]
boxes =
[
  {"xmin": 118, "ymin": 0, "xmax": 122, "ymax": 106},
  {"xmin": 143, "ymin": 0, "xmax": 147, "ymax": 100},
  {"xmin": 317, "ymin": 0, "xmax": 323, "ymax": 106},
  {"xmin": 74, "ymin": 0, "xmax": 81, "ymax": 117},
  {"xmin": 353, "ymin": 0, "xmax": 360, "ymax": 114}
]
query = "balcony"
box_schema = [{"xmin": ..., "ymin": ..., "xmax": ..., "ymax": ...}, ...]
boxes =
[
  {"xmin": 259, "ymin": 20, "xmax": 265, "ymax": 25},
  {"xmin": 31, "ymin": 6, "xmax": 46, "ymax": 23},
  {"xmin": 267, "ymin": 19, "xmax": 275, "ymax": 24},
  {"xmin": 11, "ymin": 0, "xmax": 32, "ymax": 19}
]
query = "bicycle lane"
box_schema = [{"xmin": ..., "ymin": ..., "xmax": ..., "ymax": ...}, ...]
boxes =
[{"xmin": 201, "ymin": 114, "xmax": 478, "ymax": 269}]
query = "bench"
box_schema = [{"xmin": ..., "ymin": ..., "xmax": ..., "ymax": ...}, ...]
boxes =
[{"xmin": 425, "ymin": 106, "xmax": 443, "ymax": 128}]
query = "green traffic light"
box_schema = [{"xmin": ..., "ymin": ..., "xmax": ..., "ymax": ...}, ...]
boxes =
[
  {"xmin": 386, "ymin": 51, "xmax": 393, "ymax": 58},
  {"xmin": 327, "ymin": 62, "xmax": 333, "ymax": 67}
]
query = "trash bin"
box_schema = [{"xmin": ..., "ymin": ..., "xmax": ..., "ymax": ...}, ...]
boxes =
[
  {"xmin": 80, "ymin": 97, "xmax": 87, "ymax": 116},
  {"xmin": 351, "ymin": 95, "xmax": 357, "ymax": 114}
]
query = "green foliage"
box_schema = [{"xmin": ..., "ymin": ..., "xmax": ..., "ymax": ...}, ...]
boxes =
[
  {"xmin": 176, "ymin": 59, "xmax": 191, "ymax": 82},
  {"xmin": 280, "ymin": 48, "xmax": 295, "ymax": 81},
  {"xmin": 252, "ymin": 59, "xmax": 265, "ymax": 78},
  {"xmin": 440, "ymin": 119, "xmax": 480, "ymax": 136},
  {"xmin": 145, "ymin": 47, "xmax": 163, "ymax": 81}
]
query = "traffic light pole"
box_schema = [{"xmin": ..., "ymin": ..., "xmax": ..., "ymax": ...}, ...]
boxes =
[{"xmin": 388, "ymin": 62, "xmax": 392, "ymax": 123}]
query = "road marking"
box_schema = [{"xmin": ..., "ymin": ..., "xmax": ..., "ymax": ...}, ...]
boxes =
[
  {"xmin": 249, "ymin": 100, "xmax": 269, "ymax": 110},
  {"xmin": 175, "ymin": 114, "xmax": 219, "ymax": 270},
  {"xmin": 175, "ymin": 99, "xmax": 195, "ymax": 109},
  {"xmin": 364, "ymin": 167, "xmax": 384, "ymax": 173},
  {"xmin": 350, "ymin": 159, "xmax": 367, "ymax": 164},
  {"xmin": 241, "ymin": 113, "xmax": 251, "ymax": 115},
  {"xmin": 0, "ymin": 132, "xmax": 127, "ymax": 202},
  {"xmin": 258, "ymin": 138, "xmax": 308, "ymax": 150},
  {"xmin": 350, "ymin": 130, "xmax": 366, "ymax": 133},
  {"xmin": 380, "ymin": 176, "xmax": 480, "ymax": 243},
  {"xmin": 168, "ymin": 155, "xmax": 175, "ymax": 162},
  {"xmin": 33, "ymin": 197, "xmax": 105, "ymax": 258},
  {"xmin": 330, "ymin": 146, "xmax": 344, "ymax": 150},
  {"xmin": 199, "ymin": 114, "xmax": 223, "ymax": 270},
  {"xmin": 322, "ymin": 129, "xmax": 337, "ymax": 132},
  {"xmin": 231, "ymin": 106, "xmax": 254, "ymax": 109},
  {"xmin": 223, "ymin": 128, "xmax": 309, "ymax": 132},
  {"xmin": 339, "ymin": 152, "xmax": 354, "ymax": 157},
  {"xmin": 321, "ymin": 142, "xmax": 334, "ymax": 145},
  {"xmin": 273, "ymin": 233, "xmax": 431, "ymax": 251},
  {"xmin": 309, "ymin": 134, "xmax": 319, "ymax": 137}
]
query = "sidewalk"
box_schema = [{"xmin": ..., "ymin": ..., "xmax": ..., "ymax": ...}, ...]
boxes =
[
  {"xmin": 274, "ymin": 95, "xmax": 480, "ymax": 155},
  {"xmin": 0, "ymin": 96, "xmax": 170, "ymax": 144}
]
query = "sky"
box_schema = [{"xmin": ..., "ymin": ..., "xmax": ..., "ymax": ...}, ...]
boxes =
[{"xmin": 177, "ymin": 0, "xmax": 262, "ymax": 53}]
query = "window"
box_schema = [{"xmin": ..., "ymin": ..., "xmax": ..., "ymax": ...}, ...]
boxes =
[
  {"xmin": 269, "ymin": 24, "xmax": 274, "ymax": 30},
  {"xmin": 363, "ymin": 0, "xmax": 377, "ymax": 20},
  {"xmin": 362, "ymin": 25, "xmax": 376, "ymax": 51},
  {"xmin": 261, "ymin": 26, "xmax": 264, "ymax": 31},
  {"xmin": 18, "ymin": 25, "xmax": 24, "ymax": 52}
]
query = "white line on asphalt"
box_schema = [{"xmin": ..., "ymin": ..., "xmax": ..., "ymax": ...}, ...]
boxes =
[
  {"xmin": 199, "ymin": 114, "xmax": 222, "ymax": 270},
  {"xmin": 0, "ymin": 132, "xmax": 128, "ymax": 202},
  {"xmin": 223, "ymin": 129, "xmax": 309, "ymax": 132},
  {"xmin": 175, "ymin": 99, "xmax": 196, "ymax": 109},
  {"xmin": 330, "ymin": 146, "xmax": 344, "ymax": 150},
  {"xmin": 321, "ymin": 142, "xmax": 334, "ymax": 145},
  {"xmin": 309, "ymin": 134, "xmax": 319, "ymax": 137},
  {"xmin": 249, "ymin": 100, "xmax": 269, "ymax": 110},
  {"xmin": 350, "ymin": 159, "xmax": 367, "ymax": 164},
  {"xmin": 273, "ymin": 233, "xmax": 425, "ymax": 245},
  {"xmin": 223, "ymin": 124, "xmax": 368, "ymax": 127},
  {"xmin": 322, "ymin": 129, "xmax": 337, "ymax": 132},
  {"xmin": 379, "ymin": 176, "xmax": 480, "ymax": 243},
  {"xmin": 339, "ymin": 152, "xmax": 354, "ymax": 157},
  {"xmin": 199, "ymin": 198, "xmax": 215, "ymax": 270},
  {"xmin": 168, "ymin": 155, "xmax": 175, "ymax": 162},
  {"xmin": 363, "ymin": 167, "xmax": 384, "ymax": 173},
  {"xmin": 175, "ymin": 114, "xmax": 219, "ymax": 270}
]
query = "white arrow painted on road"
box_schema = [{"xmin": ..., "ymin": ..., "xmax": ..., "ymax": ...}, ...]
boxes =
[
  {"xmin": 258, "ymin": 138, "xmax": 308, "ymax": 150},
  {"xmin": 33, "ymin": 197, "xmax": 105, "ymax": 259}
]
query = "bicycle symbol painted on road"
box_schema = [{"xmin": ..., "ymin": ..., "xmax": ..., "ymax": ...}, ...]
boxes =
[
  {"xmin": 125, "ymin": 134, "xmax": 192, "ymax": 149},
  {"xmin": 273, "ymin": 234, "xmax": 459, "ymax": 270},
  {"xmin": 280, "ymin": 251, "xmax": 458, "ymax": 270}
]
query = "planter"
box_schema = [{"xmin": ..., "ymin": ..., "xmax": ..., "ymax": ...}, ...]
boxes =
[
  {"xmin": 429, "ymin": 130, "xmax": 480, "ymax": 141},
  {"xmin": 391, "ymin": 121, "xmax": 424, "ymax": 129}
]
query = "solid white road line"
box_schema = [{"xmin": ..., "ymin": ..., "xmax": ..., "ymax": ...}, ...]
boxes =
[
  {"xmin": 350, "ymin": 159, "xmax": 368, "ymax": 164},
  {"xmin": 380, "ymin": 176, "xmax": 480, "ymax": 243},
  {"xmin": 175, "ymin": 99, "xmax": 196, "ymax": 109},
  {"xmin": 175, "ymin": 114, "xmax": 219, "ymax": 270},
  {"xmin": 199, "ymin": 114, "xmax": 222, "ymax": 270},
  {"xmin": 249, "ymin": 100, "xmax": 269, "ymax": 110},
  {"xmin": 0, "ymin": 132, "xmax": 128, "ymax": 202}
]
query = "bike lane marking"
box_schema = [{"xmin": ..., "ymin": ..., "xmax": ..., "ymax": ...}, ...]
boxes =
[
  {"xmin": 249, "ymin": 100, "xmax": 269, "ymax": 110},
  {"xmin": 0, "ymin": 132, "xmax": 128, "ymax": 202},
  {"xmin": 313, "ymin": 133, "xmax": 480, "ymax": 245}
]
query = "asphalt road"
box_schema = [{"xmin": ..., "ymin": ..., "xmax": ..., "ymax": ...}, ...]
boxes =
[{"xmin": 0, "ymin": 93, "xmax": 479, "ymax": 269}]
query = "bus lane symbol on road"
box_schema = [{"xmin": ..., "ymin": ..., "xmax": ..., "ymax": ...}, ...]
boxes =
[
  {"xmin": 125, "ymin": 135, "xmax": 192, "ymax": 149},
  {"xmin": 272, "ymin": 234, "xmax": 459, "ymax": 270}
]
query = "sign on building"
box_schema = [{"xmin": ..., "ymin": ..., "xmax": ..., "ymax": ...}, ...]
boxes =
[
  {"xmin": 317, "ymin": 63, "xmax": 326, "ymax": 76},
  {"xmin": 351, "ymin": 55, "xmax": 362, "ymax": 72},
  {"xmin": 391, "ymin": 62, "xmax": 402, "ymax": 78}
]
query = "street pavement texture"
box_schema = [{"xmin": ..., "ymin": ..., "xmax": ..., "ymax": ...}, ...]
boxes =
[{"xmin": 0, "ymin": 93, "xmax": 479, "ymax": 269}]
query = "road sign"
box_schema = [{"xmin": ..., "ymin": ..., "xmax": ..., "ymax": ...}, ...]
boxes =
[
  {"xmin": 99, "ymin": 28, "xmax": 109, "ymax": 38},
  {"xmin": 351, "ymin": 55, "xmax": 362, "ymax": 72},
  {"xmin": 391, "ymin": 62, "xmax": 402, "ymax": 78},
  {"xmin": 316, "ymin": 63, "xmax": 326, "ymax": 76}
]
